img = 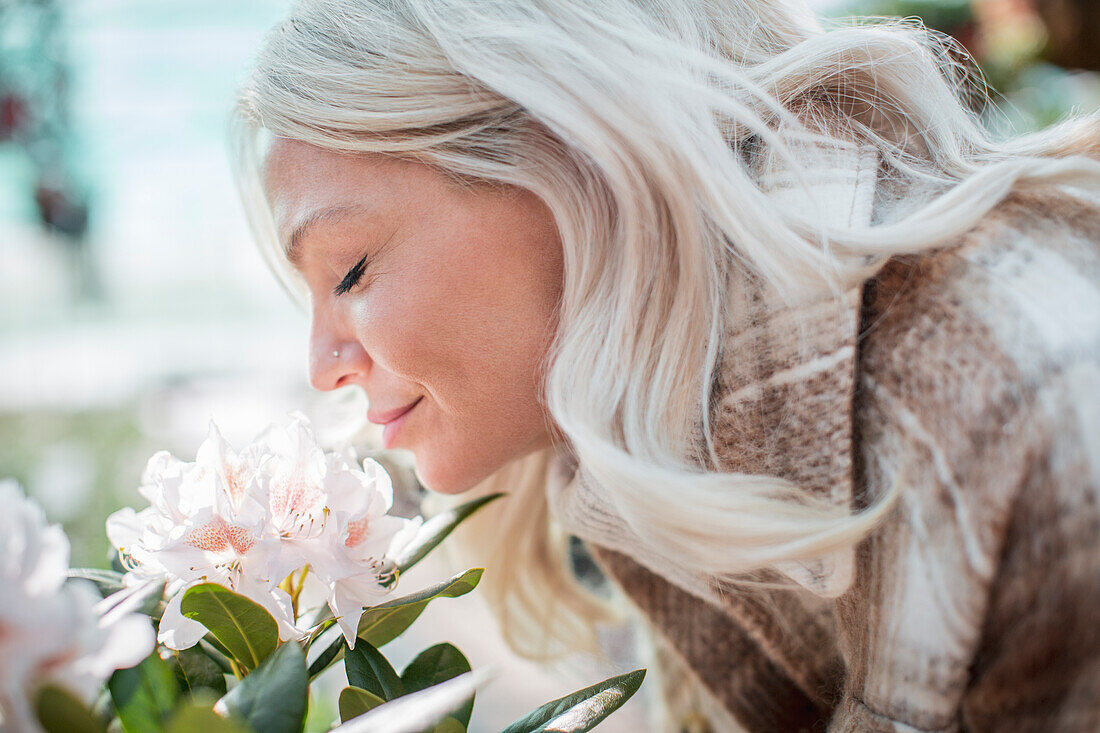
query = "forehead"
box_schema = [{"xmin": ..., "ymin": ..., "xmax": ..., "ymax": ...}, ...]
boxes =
[
  {"xmin": 263, "ymin": 137, "xmax": 359, "ymax": 194},
  {"xmin": 262, "ymin": 139, "xmax": 500, "ymax": 269},
  {"xmin": 262, "ymin": 139, "xmax": 368, "ymax": 255},
  {"xmin": 262, "ymin": 139, "xmax": 463, "ymax": 266}
]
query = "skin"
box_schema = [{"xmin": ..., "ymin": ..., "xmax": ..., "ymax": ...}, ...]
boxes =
[{"xmin": 263, "ymin": 138, "xmax": 564, "ymax": 494}]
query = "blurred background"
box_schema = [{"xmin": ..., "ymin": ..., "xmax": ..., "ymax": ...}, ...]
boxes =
[{"xmin": 1, "ymin": 0, "xmax": 1097, "ymax": 730}]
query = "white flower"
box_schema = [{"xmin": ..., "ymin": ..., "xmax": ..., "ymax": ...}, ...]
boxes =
[
  {"xmin": 0, "ymin": 480, "xmax": 154, "ymax": 732},
  {"xmin": 107, "ymin": 423, "xmax": 294, "ymax": 649},
  {"xmin": 307, "ymin": 447, "xmax": 421, "ymax": 645},
  {"xmin": 107, "ymin": 413, "xmax": 420, "ymax": 651}
]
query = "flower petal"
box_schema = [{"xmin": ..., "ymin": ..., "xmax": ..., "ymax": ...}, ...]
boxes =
[
  {"xmin": 105, "ymin": 507, "xmax": 143, "ymax": 552},
  {"xmin": 87, "ymin": 614, "xmax": 156, "ymax": 678},
  {"xmin": 157, "ymin": 591, "xmax": 209, "ymax": 650}
]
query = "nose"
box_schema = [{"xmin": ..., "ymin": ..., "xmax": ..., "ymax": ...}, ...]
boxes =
[{"xmin": 308, "ymin": 307, "xmax": 369, "ymax": 391}]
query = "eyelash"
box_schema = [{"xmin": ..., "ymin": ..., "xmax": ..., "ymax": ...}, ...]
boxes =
[{"xmin": 333, "ymin": 253, "xmax": 370, "ymax": 296}]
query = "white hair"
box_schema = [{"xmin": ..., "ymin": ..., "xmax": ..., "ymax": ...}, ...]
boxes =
[{"xmin": 232, "ymin": 0, "xmax": 1100, "ymax": 658}]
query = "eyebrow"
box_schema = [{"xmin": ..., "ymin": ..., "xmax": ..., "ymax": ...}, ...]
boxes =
[{"xmin": 284, "ymin": 205, "xmax": 366, "ymax": 268}]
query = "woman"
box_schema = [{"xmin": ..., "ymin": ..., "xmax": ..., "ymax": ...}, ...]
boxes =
[{"xmin": 232, "ymin": 0, "xmax": 1100, "ymax": 730}]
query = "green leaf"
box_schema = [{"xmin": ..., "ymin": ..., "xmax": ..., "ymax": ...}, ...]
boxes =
[
  {"xmin": 108, "ymin": 654, "xmax": 179, "ymax": 733},
  {"xmin": 67, "ymin": 568, "xmax": 126, "ymax": 598},
  {"xmin": 307, "ymin": 569, "xmax": 485, "ymax": 682},
  {"xmin": 357, "ymin": 568, "xmax": 483, "ymax": 648},
  {"xmin": 432, "ymin": 717, "xmax": 465, "ymax": 733},
  {"xmin": 307, "ymin": 631, "xmax": 346, "ymax": 681},
  {"xmin": 36, "ymin": 685, "xmax": 107, "ymax": 733},
  {"xmin": 338, "ymin": 687, "xmax": 385, "ymax": 722},
  {"xmin": 393, "ymin": 494, "xmax": 504, "ymax": 574},
  {"xmin": 500, "ymin": 669, "xmax": 646, "ymax": 733},
  {"xmin": 218, "ymin": 642, "xmax": 308, "ymax": 733},
  {"xmin": 171, "ymin": 647, "xmax": 228, "ymax": 696},
  {"xmin": 345, "ymin": 640, "xmax": 404, "ymax": 700},
  {"xmin": 359, "ymin": 604, "xmax": 426, "ymax": 650},
  {"xmin": 327, "ymin": 671, "xmax": 488, "ymax": 733},
  {"xmin": 402, "ymin": 644, "xmax": 473, "ymax": 727},
  {"xmin": 306, "ymin": 616, "xmax": 337, "ymax": 646},
  {"xmin": 180, "ymin": 583, "xmax": 279, "ymax": 671},
  {"xmin": 197, "ymin": 639, "xmax": 236, "ymax": 677},
  {"xmin": 164, "ymin": 704, "xmax": 251, "ymax": 733}
]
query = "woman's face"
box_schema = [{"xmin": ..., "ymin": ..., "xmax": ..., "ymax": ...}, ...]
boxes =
[{"xmin": 263, "ymin": 138, "xmax": 564, "ymax": 494}]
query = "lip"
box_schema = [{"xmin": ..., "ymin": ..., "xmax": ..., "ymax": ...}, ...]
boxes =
[
  {"xmin": 368, "ymin": 397, "xmax": 422, "ymax": 426},
  {"xmin": 370, "ymin": 397, "xmax": 423, "ymax": 450}
]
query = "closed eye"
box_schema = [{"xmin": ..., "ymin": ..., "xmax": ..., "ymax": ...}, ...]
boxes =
[
  {"xmin": 331, "ymin": 229, "xmax": 400, "ymax": 297},
  {"xmin": 333, "ymin": 252, "xmax": 370, "ymax": 296}
]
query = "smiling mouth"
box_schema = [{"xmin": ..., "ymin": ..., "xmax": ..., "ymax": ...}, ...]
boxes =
[
  {"xmin": 368, "ymin": 397, "xmax": 423, "ymax": 426},
  {"xmin": 378, "ymin": 397, "xmax": 422, "ymax": 450}
]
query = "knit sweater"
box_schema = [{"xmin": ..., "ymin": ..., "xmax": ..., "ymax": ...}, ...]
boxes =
[{"xmin": 545, "ymin": 142, "xmax": 1100, "ymax": 732}]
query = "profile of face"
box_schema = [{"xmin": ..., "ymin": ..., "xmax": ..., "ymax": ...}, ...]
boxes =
[{"xmin": 263, "ymin": 139, "xmax": 565, "ymax": 494}]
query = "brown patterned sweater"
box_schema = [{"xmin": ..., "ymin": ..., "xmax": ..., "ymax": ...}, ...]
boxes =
[{"xmin": 546, "ymin": 144, "xmax": 1100, "ymax": 731}]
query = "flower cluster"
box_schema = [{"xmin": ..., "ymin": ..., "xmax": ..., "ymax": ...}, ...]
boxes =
[
  {"xmin": 106, "ymin": 413, "xmax": 420, "ymax": 649},
  {"xmin": 2, "ymin": 412, "xmax": 643, "ymax": 733},
  {"xmin": 0, "ymin": 480, "xmax": 153, "ymax": 732}
]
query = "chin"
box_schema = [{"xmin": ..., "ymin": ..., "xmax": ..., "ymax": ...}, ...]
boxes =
[
  {"xmin": 412, "ymin": 460, "xmax": 482, "ymax": 495},
  {"xmin": 411, "ymin": 438, "xmax": 549, "ymax": 496}
]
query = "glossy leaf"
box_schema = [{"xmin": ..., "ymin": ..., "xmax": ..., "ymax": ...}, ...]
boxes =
[
  {"xmin": 309, "ymin": 569, "xmax": 485, "ymax": 681},
  {"xmin": 327, "ymin": 670, "xmax": 489, "ymax": 733},
  {"xmin": 306, "ymin": 616, "xmax": 337, "ymax": 646},
  {"xmin": 500, "ymin": 669, "xmax": 646, "ymax": 733},
  {"xmin": 338, "ymin": 687, "xmax": 385, "ymax": 722},
  {"xmin": 307, "ymin": 627, "xmax": 346, "ymax": 681},
  {"xmin": 36, "ymin": 685, "xmax": 107, "ymax": 733},
  {"xmin": 108, "ymin": 654, "xmax": 179, "ymax": 733},
  {"xmin": 345, "ymin": 640, "xmax": 404, "ymax": 700},
  {"xmin": 197, "ymin": 638, "xmax": 236, "ymax": 677},
  {"xmin": 432, "ymin": 718, "xmax": 465, "ymax": 733},
  {"xmin": 402, "ymin": 644, "xmax": 472, "ymax": 727},
  {"xmin": 357, "ymin": 568, "xmax": 482, "ymax": 648},
  {"xmin": 165, "ymin": 705, "xmax": 251, "ymax": 733},
  {"xmin": 171, "ymin": 647, "xmax": 228, "ymax": 696},
  {"xmin": 392, "ymin": 494, "xmax": 504, "ymax": 573},
  {"xmin": 359, "ymin": 604, "xmax": 426, "ymax": 650},
  {"xmin": 180, "ymin": 583, "xmax": 278, "ymax": 671},
  {"xmin": 218, "ymin": 641, "xmax": 308, "ymax": 733}
]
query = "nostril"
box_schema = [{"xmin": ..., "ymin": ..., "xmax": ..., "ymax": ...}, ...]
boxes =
[{"xmin": 311, "ymin": 334, "xmax": 369, "ymax": 392}]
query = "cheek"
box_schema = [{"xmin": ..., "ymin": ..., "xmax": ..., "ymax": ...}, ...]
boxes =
[
  {"xmin": 351, "ymin": 199, "xmax": 561, "ymax": 493},
  {"xmin": 347, "ymin": 295, "xmax": 415, "ymax": 375},
  {"xmin": 348, "ymin": 277, "xmax": 477, "ymax": 396},
  {"xmin": 405, "ymin": 284, "xmax": 557, "ymax": 493},
  {"xmin": 355, "ymin": 233, "xmax": 550, "ymax": 402}
]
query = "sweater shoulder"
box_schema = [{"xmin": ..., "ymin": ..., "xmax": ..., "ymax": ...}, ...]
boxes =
[
  {"xmin": 853, "ymin": 184, "xmax": 1100, "ymax": 552},
  {"xmin": 857, "ymin": 186, "xmax": 1100, "ymax": 448},
  {"xmin": 836, "ymin": 187, "xmax": 1100, "ymax": 728}
]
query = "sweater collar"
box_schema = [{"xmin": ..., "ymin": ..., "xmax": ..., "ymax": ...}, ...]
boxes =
[{"xmin": 547, "ymin": 140, "xmax": 881, "ymax": 600}]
